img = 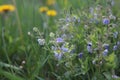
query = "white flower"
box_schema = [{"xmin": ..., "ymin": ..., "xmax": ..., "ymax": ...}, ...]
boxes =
[
  {"xmin": 27, "ymin": 32, "xmax": 31, "ymax": 35},
  {"xmin": 33, "ymin": 27, "xmax": 38, "ymax": 32},
  {"xmin": 37, "ymin": 38, "xmax": 45, "ymax": 45},
  {"xmin": 49, "ymin": 32, "xmax": 55, "ymax": 38}
]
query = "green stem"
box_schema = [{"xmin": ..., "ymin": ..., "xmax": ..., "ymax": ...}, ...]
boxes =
[
  {"xmin": 1, "ymin": 15, "xmax": 11, "ymax": 64},
  {"xmin": 12, "ymin": 0, "xmax": 23, "ymax": 43},
  {"xmin": 1, "ymin": 14, "xmax": 15, "ymax": 75},
  {"xmin": 87, "ymin": 72, "xmax": 91, "ymax": 80}
]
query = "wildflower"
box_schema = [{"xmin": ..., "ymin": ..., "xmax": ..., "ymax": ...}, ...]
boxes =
[
  {"xmin": 113, "ymin": 32, "xmax": 118, "ymax": 38},
  {"xmin": 84, "ymin": 25, "xmax": 88, "ymax": 29},
  {"xmin": 27, "ymin": 32, "xmax": 31, "ymax": 36},
  {"xmin": 92, "ymin": 60, "xmax": 96, "ymax": 64},
  {"xmin": 19, "ymin": 65, "xmax": 23, "ymax": 69},
  {"xmin": 112, "ymin": 75, "xmax": 119, "ymax": 79},
  {"xmin": 117, "ymin": 41, "xmax": 120, "ymax": 46},
  {"xmin": 47, "ymin": 10, "xmax": 57, "ymax": 16},
  {"xmin": 37, "ymin": 38, "xmax": 45, "ymax": 45},
  {"xmin": 87, "ymin": 42, "xmax": 92, "ymax": 53},
  {"xmin": 111, "ymin": 0, "xmax": 115, "ymax": 6},
  {"xmin": 21, "ymin": 61, "xmax": 26, "ymax": 64},
  {"xmin": 78, "ymin": 52, "xmax": 83, "ymax": 58},
  {"xmin": 103, "ymin": 44, "xmax": 109, "ymax": 49},
  {"xmin": 102, "ymin": 49, "xmax": 108, "ymax": 56},
  {"xmin": 89, "ymin": 7, "xmax": 94, "ymax": 14},
  {"xmin": 102, "ymin": 18, "xmax": 110, "ymax": 25},
  {"xmin": 93, "ymin": 13, "xmax": 98, "ymax": 19},
  {"xmin": 51, "ymin": 46, "xmax": 56, "ymax": 50},
  {"xmin": 39, "ymin": 6, "xmax": 48, "ymax": 13},
  {"xmin": 95, "ymin": 5, "xmax": 102, "ymax": 11},
  {"xmin": 0, "ymin": 4, "xmax": 15, "ymax": 13},
  {"xmin": 113, "ymin": 45, "xmax": 118, "ymax": 51},
  {"xmin": 33, "ymin": 27, "xmax": 38, "ymax": 32},
  {"xmin": 61, "ymin": 43, "xmax": 69, "ymax": 52},
  {"xmin": 77, "ymin": 18, "xmax": 80, "ymax": 23},
  {"xmin": 61, "ymin": 34, "xmax": 67, "ymax": 39},
  {"xmin": 66, "ymin": 16, "xmax": 71, "ymax": 22},
  {"xmin": 72, "ymin": 16, "xmax": 76, "ymax": 22},
  {"xmin": 46, "ymin": 0, "xmax": 55, "ymax": 5},
  {"xmin": 54, "ymin": 50, "xmax": 63, "ymax": 60},
  {"xmin": 49, "ymin": 32, "xmax": 55, "ymax": 38},
  {"xmin": 61, "ymin": 46, "xmax": 69, "ymax": 52},
  {"xmin": 56, "ymin": 37, "xmax": 64, "ymax": 43},
  {"xmin": 88, "ymin": 42, "xmax": 92, "ymax": 46},
  {"xmin": 109, "ymin": 14, "xmax": 116, "ymax": 20}
]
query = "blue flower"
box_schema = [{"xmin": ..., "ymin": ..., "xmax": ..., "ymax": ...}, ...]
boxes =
[
  {"xmin": 113, "ymin": 45, "xmax": 118, "ymax": 51},
  {"xmin": 102, "ymin": 49, "xmax": 108, "ymax": 56},
  {"xmin": 103, "ymin": 44, "xmax": 109, "ymax": 49},
  {"xmin": 54, "ymin": 51, "xmax": 63, "ymax": 60},
  {"xmin": 56, "ymin": 37, "xmax": 64, "ymax": 43},
  {"xmin": 87, "ymin": 42, "xmax": 92, "ymax": 53},
  {"xmin": 72, "ymin": 16, "xmax": 76, "ymax": 22},
  {"xmin": 77, "ymin": 18, "xmax": 80, "ymax": 23},
  {"xmin": 78, "ymin": 52, "xmax": 83, "ymax": 58},
  {"xmin": 102, "ymin": 18, "xmax": 110, "ymax": 25},
  {"xmin": 61, "ymin": 46, "xmax": 69, "ymax": 52},
  {"xmin": 117, "ymin": 41, "xmax": 120, "ymax": 46},
  {"xmin": 88, "ymin": 42, "xmax": 92, "ymax": 46},
  {"xmin": 66, "ymin": 16, "xmax": 71, "ymax": 22},
  {"xmin": 113, "ymin": 32, "xmax": 118, "ymax": 38}
]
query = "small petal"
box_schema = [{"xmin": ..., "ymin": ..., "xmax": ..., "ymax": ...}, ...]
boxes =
[{"xmin": 103, "ymin": 49, "xmax": 108, "ymax": 56}]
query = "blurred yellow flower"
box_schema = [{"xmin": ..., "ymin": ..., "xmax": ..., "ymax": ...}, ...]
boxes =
[
  {"xmin": 39, "ymin": 6, "xmax": 48, "ymax": 13},
  {"xmin": 0, "ymin": 4, "xmax": 15, "ymax": 13},
  {"xmin": 46, "ymin": 0, "xmax": 55, "ymax": 5},
  {"xmin": 47, "ymin": 10, "xmax": 57, "ymax": 16}
]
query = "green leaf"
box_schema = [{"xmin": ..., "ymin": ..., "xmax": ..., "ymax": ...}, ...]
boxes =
[
  {"xmin": 103, "ymin": 72, "xmax": 112, "ymax": 80},
  {"xmin": 105, "ymin": 53, "xmax": 117, "ymax": 69},
  {"xmin": 0, "ymin": 62, "xmax": 21, "ymax": 70},
  {"xmin": 106, "ymin": 53, "xmax": 116, "ymax": 62},
  {"xmin": 0, "ymin": 69, "xmax": 24, "ymax": 80},
  {"xmin": 36, "ymin": 76, "xmax": 45, "ymax": 80}
]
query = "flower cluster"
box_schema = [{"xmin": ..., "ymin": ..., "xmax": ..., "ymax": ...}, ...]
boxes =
[
  {"xmin": 30, "ymin": 0, "xmax": 120, "ymax": 79},
  {"xmin": 49, "ymin": 32, "xmax": 75, "ymax": 60}
]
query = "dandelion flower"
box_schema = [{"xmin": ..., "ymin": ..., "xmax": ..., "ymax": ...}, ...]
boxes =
[
  {"xmin": 39, "ymin": 6, "xmax": 48, "ymax": 13},
  {"xmin": 0, "ymin": 4, "xmax": 15, "ymax": 13},
  {"xmin": 46, "ymin": 0, "xmax": 55, "ymax": 5},
  {"xmin": 47, "ymin": 10, "xmax": 57, "ymax": 16}
]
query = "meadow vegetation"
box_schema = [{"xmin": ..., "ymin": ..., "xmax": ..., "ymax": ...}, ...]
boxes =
[{"xmin": 0, "ymin": 0, "xmax": 120, "ymax": 80}]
